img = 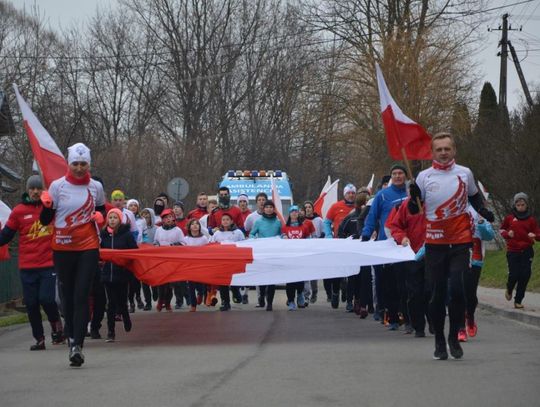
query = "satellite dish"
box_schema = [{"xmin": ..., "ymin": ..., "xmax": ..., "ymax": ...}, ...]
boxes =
[{"xmin": 167, "ymin": 177, "xmax": 190, "ymax": 201}]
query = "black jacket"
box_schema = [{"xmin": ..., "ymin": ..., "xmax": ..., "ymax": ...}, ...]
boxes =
[
  {"xmin": 100, "ymin": 224, "xmax": 137, "ymax": 283},
  {"xmin": 338, "ymin": 206, "xmax": 370, "ymax": 239}
]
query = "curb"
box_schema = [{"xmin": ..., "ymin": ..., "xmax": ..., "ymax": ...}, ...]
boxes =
[{"xmin": 478, "ymin": 302, "xmax": 540, "ymax": 328}]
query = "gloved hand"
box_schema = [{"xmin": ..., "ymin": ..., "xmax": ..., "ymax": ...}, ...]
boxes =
[
  {"xmin": 409, "ymin": 182, "xmax": 422, "ymax": 201},
  {"xmin": 91, "ymin": 211, "xmax": 104, "ymax": 225},
  {"xmin": 478, "ymin": 207, "xmax": 495, "ymax": 223},
  {"xmin": 40, "ymin": 190, "xmax": 53, "ymax": 208}
]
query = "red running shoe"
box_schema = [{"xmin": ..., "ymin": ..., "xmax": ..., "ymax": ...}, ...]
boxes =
[
  {"xmin": 466, "ymin": 321, "xmax": 477, "ymax": 338},
  {"xmin": 156, "ymin": 300, "xmax": 163, "ymax": 312},
  {"xmin": 165, "ymin": 304, "xmax": 173, "ymax": 312},
  {"xmin": 458, "ymin": 329, "xmax": 468, "ymax": 342},
  {"xmin": 196, "ymin": 294, "xmax": 203, "ymax": 305}
]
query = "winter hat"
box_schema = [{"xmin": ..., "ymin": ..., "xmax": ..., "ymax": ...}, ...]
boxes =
[
  {"xmin": 173, "ymin": 200, "xmax": 184, "ymax": 209},
  {"xmin": 288, "ymin": 205, "xmax": 299, "ymax": 213},
  {"xmin": 107, "ymin": 208, "xmax": 124, "ymax": 223},
  {"xmin": 513, "ymin": 192, "xmax": 529, "ymax": 206},
  {"xmin": 26, "ymin": 175, "xmax": 43, "ymax": 190},
  {"xmin": 111, "ymin": 190, "xmax": 125, "ymax": 200},
  {"xmin": 390, "ymin": 164, "xmax": 408, "ymax": 176},
  {"xmin": 303, "ymin": 200, "xmax": 314, "ymax": 208},
  {"xmin": 343, "ymin": 184, "xmax": 356, "ymax": 195},
  {"xmin": 67, "ymin": 143, "xmax": 91, "ymax": 164},
  {"xmin": 237, "ymin": 194, "xmax": 249, "ymax": 203},
  {"xmin": 160, "ymin": 208, "xmax": 174, "ymax": 219},
  {"xmin": 127, "ymin": 199, "xmax": 140, "ymax": 209},
  {"xmin": 264, "ymin": 200, "xmax": 275, "ymax": 208}
]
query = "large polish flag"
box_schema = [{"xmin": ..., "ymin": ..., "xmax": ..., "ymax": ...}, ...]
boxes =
[
  {"xmin": 375, "ymin": 64, "xmax": 432, "ymax": 161},
  {"xmin": 13, "ymin": 84, "xmax": 67, "ymax": 187},
  {"xmin": 100, "ymin": 239, "xmax": 414, "ymax": 286},
  {"xmin": 313, "ymin": 178, "xmax": 339, "ymax": 218}
]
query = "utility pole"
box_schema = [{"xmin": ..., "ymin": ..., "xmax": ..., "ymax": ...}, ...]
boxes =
[
  {"xmin": 498, "ymin": 13, "xmax": 509, "ymax": 108},
  {"xmin": 490, "ymin": 14, "xmax": 533, "ymax": 108}
]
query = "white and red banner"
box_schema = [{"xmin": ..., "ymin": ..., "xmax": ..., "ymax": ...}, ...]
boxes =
[
  {"xmin": 313, "ymin": 178, "xmax": 339, "ymax": 218},
  {"xmin": 100, "ymin": 239, "xmax": 414, "ymax": 286},
  {"xmin": 13, "ymin": 84, "xmax": 67, "ymax": 188},
  {"xmin": 375, "ymin": 64, "xmax": 432, "ymax": 161}
]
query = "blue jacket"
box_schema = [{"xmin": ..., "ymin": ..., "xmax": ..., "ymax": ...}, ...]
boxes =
[
  {"xmin": 361, "ymin": 184, "xmax": 407, "ymax": 241},
  {"xmin": 250, "ymin": 216, "xmax": 282, "ymax": 238}
]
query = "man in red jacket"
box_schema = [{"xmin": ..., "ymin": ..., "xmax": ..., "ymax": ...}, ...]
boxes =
[
  {"xmin": 208, "ymin": 187, "xmax": 244, "ymax": 233},
  {"xmin": 0, "ymin": 175, "xmax": 64, "ymax": 350}
]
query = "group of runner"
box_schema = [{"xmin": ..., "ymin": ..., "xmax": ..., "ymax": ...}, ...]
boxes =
[{"xmin": 1, "ymin": 133, "xmax": 539, "ymax": 367}]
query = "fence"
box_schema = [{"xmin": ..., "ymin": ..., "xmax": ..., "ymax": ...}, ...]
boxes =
[{"xmin": 0, "ymin": 254, "xmax": 21, "ymax": 304}]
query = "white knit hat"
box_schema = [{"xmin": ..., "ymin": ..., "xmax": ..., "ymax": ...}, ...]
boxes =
[{"xmin": 67, "ymin": 143, "xmax": 91, "ymax": 164}]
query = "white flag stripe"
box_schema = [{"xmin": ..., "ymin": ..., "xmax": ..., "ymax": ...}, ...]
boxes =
[
  {"xmin": 230, "ymin": 239, "xmax": 414, "ymax": 285},
  {"xmin": 321, "ymin": 179, "xmax": 339, "ymax": 218},
  {"xmin": 375, "ymin": 64, "xmax": 416, "ymax": 125},
  {"xmin": 13, "ymin": 84, "xmax": 64, "ymax": 155}
]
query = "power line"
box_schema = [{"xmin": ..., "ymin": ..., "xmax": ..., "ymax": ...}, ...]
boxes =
[{"xmin": 443, "ymin": 0, "xmax": 535, "ymax": 16}]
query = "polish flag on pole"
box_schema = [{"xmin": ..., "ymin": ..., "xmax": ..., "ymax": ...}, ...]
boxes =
[
  {"xmin": 271, "ymin": 175, "xmax": 286, "ymax": 225},
  {"xmin": 375, "ymin": 64, "xmax": 432, "ymax": 161},
  {"xmin": 313, "ymin": 179, "xmax": 339, "ymax": 218},
  {"xmin": 366, "ymin": 173, "xmax": 375, "ymax": 194},
  {"xmin": 13, "ymin": 84, "xmax": 67, "ymax": 188},
  {"xmin": 478, "ymin": 180, "xmax": 490, "ymax": 201}
]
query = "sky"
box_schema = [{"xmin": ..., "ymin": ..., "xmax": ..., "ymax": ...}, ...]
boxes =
[{"xmin": 11, "ymin": 0, "xmax": 540, "ymax": 112}]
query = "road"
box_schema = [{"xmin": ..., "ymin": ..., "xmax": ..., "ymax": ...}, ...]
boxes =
[{"xmin": 1, "ymin": 290, "xmax": 539, "ymax": 407}]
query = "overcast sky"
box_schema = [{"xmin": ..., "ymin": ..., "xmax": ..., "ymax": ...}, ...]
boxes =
[{"xmin": 12, "ymin": 0, "xmax": 540, "ymax": 112}]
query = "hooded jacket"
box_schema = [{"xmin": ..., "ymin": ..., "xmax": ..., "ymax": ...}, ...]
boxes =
[
  {"xmin": 140, "ymin": 208, "xmax": 157, "ymax": 243},
  {"xmin": 100, "ymin": 224, "xmax": 138, "ymax": 283}
]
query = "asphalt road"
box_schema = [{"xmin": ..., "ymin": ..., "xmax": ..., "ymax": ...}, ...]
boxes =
[{"xmin": 1, "ymin": 290, "xmax": 539, "ymax": 407}]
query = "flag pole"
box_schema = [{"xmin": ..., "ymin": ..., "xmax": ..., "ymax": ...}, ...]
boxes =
[{"xmin": 400, "ymin": 147, "xmax": 423, "ymax": 214}]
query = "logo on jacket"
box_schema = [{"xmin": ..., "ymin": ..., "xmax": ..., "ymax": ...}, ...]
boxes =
[
  {"xmin": 434, "ymin": 176, "xmax": 467, "ymax": 220},
  {"xmin": 27, "ymin": 221, "xmax": 53, "ymax": 240}
]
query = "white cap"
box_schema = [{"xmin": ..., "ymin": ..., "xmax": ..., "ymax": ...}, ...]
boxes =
[
  {"xmin": 343, "ymin": 184, "xmax": 356, "ymax": 195},
  {"xmin": 67, "ymin": 143, "xmax": 91, "ymax": 164}
]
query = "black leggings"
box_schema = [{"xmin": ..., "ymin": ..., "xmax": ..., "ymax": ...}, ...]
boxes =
[
  {"xmin": 259, "ymin": 285, "xmax": 275, "ymax": 305},
  {"xmin": 54, "ymin": 249, "xmax": 99, "ymax": 347},
  {"xmin": 463, "ymin": 265, "xmax": 482, "ymax": 323},
  {"xmin": 286, "ymin": 282, "xmax": 304, "ymax": 303},
  {"xmin": 104, "ymin": 282, "xmax": 129, "ymax": 331},
  {"xmin": 127, "ymin": 274, "xmax": 142, "ymax": 304},
  {"xmin": 425, "ymin": 244, "xmax": 469, "ymax": 344},
  {"xmin": 506, "ymin": 247, "xmax": 534, "ymax": 304}
]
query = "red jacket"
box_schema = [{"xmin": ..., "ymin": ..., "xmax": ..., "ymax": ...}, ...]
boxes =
[
  {"xmin": 500, "ymin": 212, "xmax": 540, "ymax": 252},
  {"xmin": 4, "ymin": 199, "xmax": 54, "ymax": 269},
  {"xmin": 188, "ymin": 207, "xmax": 207, "ymax": 220},
  {"xmin": 387, "ymin": 198, "xmax": 426, "ymax": 253},
  {"xmin": 326, "ymin": 200, "xmax": 355, "ymax": 236},
  {"xmin": 208, "ymin": 206, "xmax": 244, "ymax": 229},
  {"xmin": 176, "ymin": 218, "xmax": 188, "ymax": 235}
]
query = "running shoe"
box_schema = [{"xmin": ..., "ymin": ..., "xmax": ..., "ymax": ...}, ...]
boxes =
[
  {"xmin": 165, "ymin": 304, "xmax": 173, "ymax": 312},
  {"xmin": 359, "ymin": 307, "xmax": 368, "ymax": 319},
  {"xmin": 30, "ymin": 337, "xmax": 45, "ymax": 351},
  {"xmin": 297, "ymin": 294, "xmax": 306, "ymax": 308},
  {"xmin": 457, "ymin": 329, "xmax": 467, "ymax": 342},
  {"xmin": 106, "ymin": 330, "xmax": 115, "ymax": 343},
  {"xmin": 51, "ymin": 331, "xmax": 66, "ymax": 345},
  {"xmin": 129, "ymin": 302, "xmax": 135, "ymax": 313},
  {"xmin": 156, "ymin": 301, "xmax": 163, "ymax": 312},
  {"xmin": 433, "ymin": 341, "xmax": 448, "ymax": 360},
  {"xmin": 196, "ymin": 294, "xmax": 203, "ymax": 305},
  {"xmin": 266, "ymin": 304, "xmax": 273, "ymax": 311},
  {"xmin": 353, "ymin": 301, "xmax": 361, "ymax": 315},
  {"xmin": 189, "ymin": 306, "xmax": 196, "ymax": 312},
  {"xmin": 143, "ymin": 303, "xmax": 152, "ymax": 311},
  {"xmin": 136, "ymin": 298, "xmax": 144, "ymax": 310},
  {"xmin": 331, "ymin": 293, "xmax": 339, "ymax": 309},
  {"xmin": 403, "ymin": 324, "xmax": 414, "ymax": 334},
  {"xmin": 414, "ymin": 331, "xmax": 426, "ymax": 338},
  {"xmin": 310, "ymin": 293, "xmax": 317, "ymax": 304},
  {"xmin": 388, "ymin": 322, "xmax": 399, "ymax": 331},
  {"xmin": 505, "ymin": 289, "xmax": 512, "ymax": 301},
  {"xmin": 448, "ymin": 338, "xmax": 464, "ymax": 359},
  {"xmin": 219, "ymin": 303, "xmax": 231, "ymax": 311},
  {"xmin": 288, "ymin": 302, "xmax": 296, "ymax": 311},
  {"xmin": 242, "ymin": 294, "xmax": 249, "ymax": 305},
  {"xmin": 174, "ymin": 303, "xmax": 182, "ymax": 310},
  {"xmin": 69, "ymin": 345, "xmax": 85, "ymax": 367},
  {"xmin": 123, "ymin": 314, "xmax": 132, "ymax": 332},
  {"xmin": 514, "ymin": 302, "xmax": 524, "ymax": 309},
  {"xmin": 466, "ymin": 321, "xmax": 478, "ymax": 338},
  {"xmin": 345, "ymin": 302, "xmax": 353, "ymax": 312}
]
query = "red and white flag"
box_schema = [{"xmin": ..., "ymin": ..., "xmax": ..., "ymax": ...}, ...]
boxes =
[
  {"xmin": 478, "ymin": 180, "xmax": 490, "ymax": 201},
  {"xmin": 313, "ymin": 179, "xmax": 339, "ymax": 218},
  {"xmin": 13, "ymin": 84, "xmax": 67, "ymax": 188},
  {"xmin": 271, "ymin": 176, "xmax": 286, "ymax": 224},
  {"xmin": 100, "ymin": 239, "xmax": 414, "ymax": 287},
  {"xmin": 366, "ymin": 173, "xmax": 375, "ymax": 194},
  {"xmin": 0, "ymin": 200, "xmax": 11, "ymax": 260},
  {"xmin": 375, "ymin": 64, "xmax": 432, "ymax": 161}
]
